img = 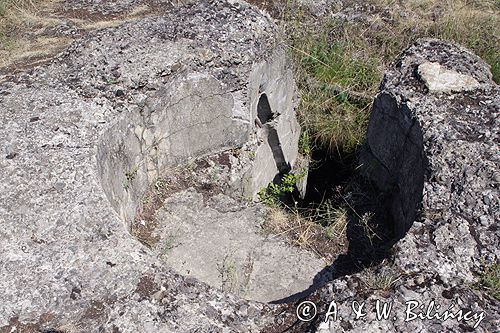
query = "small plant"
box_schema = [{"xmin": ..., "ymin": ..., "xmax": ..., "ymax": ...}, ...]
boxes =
[
  {"xmin": 324, "ymin": 206, "xmax": 348, "ymax": 240},
  {"xmin": 154, "ymin": 178, "xmax": 167, "ymax": 195},
  {"xmin": 359, "ymin": 211, "xmax": 379, "ymax": 245},
  {"xmin": 230, "ymin": 146, "xmax": 242, "ymax": 156},
  {"xmin": 258, "ymin": 172, "xmax": 304, "ymax": 206},
  {"xmin": 105, "ymin": 78, "xmax": 119, "ymax": 85},
  {"xmin": 299, "ymin": 130, "xmax": 312, "ymax": 155},
  {"xmin": 363, "ymin": 268, "xmax": 401, "ymax": 291},
  {"xmin": 479, "ymin": 262, "xmax": 500, "ymax": 300}
]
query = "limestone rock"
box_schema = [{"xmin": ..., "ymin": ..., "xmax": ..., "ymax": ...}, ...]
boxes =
[
  {"xmin": 0, "ymin": 1, "xmax": 302, "ymax": 332},
  {"xmin": 418, "ymin": 61, "xmax": 482, "ymax": 93},
  {"xmin": 310, "ymin": 38, "xmax": 499, "ymax": 333}
]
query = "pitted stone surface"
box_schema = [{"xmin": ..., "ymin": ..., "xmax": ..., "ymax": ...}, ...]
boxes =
[
  {"xmin": 155, "ymin": 189, "xmax": 326, "ymax": 303},
  {"xmin": 306, "ymin": 39, "xmax": 499, "ymax": 333},
  {"xmin": 0, "ymin": 1, "xmax": 300, "ymax": 332}
]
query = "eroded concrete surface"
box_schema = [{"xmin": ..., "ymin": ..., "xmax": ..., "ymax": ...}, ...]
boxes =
[
  {"xmin": 155, "ymin": 189, "xmax": 326, "ymax": 303},
  {"xmin": 0, "ymin": 1, "xmax": 305, "ymax": 331},
  {"xmin": 1, "ymin": 1, "xmax": 499, "ymax": 333}
]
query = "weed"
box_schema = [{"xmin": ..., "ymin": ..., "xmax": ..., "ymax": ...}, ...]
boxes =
[
  {"xmin": 154, "ymin": 178, "xmax": 167, "ymax": 195},
  {"xmin": 258, "ymin": 172, "xmax": 304, "ymax": 206},
  {"xmin": 479, "ymin": 262, "xmax": 500, "ymax": 300},
  {"xmin": 106, "ymin": 78, "xmax": 119, "ymax": 85},
  {"xmin": 299, "ymin": 129, "xmax": 312, "ymax": 155},
  {"xmin": 264, "ymin": 205, "xmax": 316, "ymax": 250},
  {"xmin": 230, "ymin": 146, "xmax": 242, "ymax": 156},
  {"xmin": 322, "ymin": 205, "xmax": 348, "ymax": 240},
  {"xmin": 262, "ymin": 198, "xmax": 349, "ymax": 262},
  {"xmin": 363, "ymin": 268, "xmax": 401, "ymax": 291}
]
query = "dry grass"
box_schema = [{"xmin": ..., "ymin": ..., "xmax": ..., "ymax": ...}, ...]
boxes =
[
  {"xmin": 284, "ymin": 0, "xmax": 499, "ymax": 154},
  {"xmin": 0, "ymin": 0, "xmax": 65, "ymax": 68},
  {"xmin": 263, "ymin": 202, "xmax": 349, "ymax": 262},
  {"xmin": 0, "ymin": 0, "xmax": 159, "ymax": 71},
  {"xmin": 264, "ymin": 207, "xmax": 317, "ymax": 250},
  {"xmin": 377, "ymin": 0, "xmax": 500, "ymax": 80},
  {"xmin": 362, "ymin": 267, "xmax": 401, "ymax": 291}
]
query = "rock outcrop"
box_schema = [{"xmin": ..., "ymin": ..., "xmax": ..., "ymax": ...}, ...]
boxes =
[
  {"xmin": 305, "ymin": 39, "xmax": 499, "ymax": 333},
  {"xmin": 1, "ymin": 0, "xmax": 498, "ymax": 331},
  {"xmin": 0, "ymin": 1, "xmax": 307, "ymax": 331}
]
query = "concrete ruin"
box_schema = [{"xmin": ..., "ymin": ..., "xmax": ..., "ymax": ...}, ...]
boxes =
[
  {"xmin": 0, "ymin": 1, "xmax": 312, "ymax": 332},
  {"xmin": 0, "ymin": 1, "xmax": 498, "ymax": 332}
]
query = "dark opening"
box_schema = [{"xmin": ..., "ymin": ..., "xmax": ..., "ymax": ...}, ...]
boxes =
[
  {"xmin": 302, "ymin": 148, "xmax": 357, "ymax": 207},
  {"xmin": 271, "ymin": 146, "xmax": 397, "ymax": 304},
  {"xmin": 257, "ymin": 93, "xmax": 273, "ymax": 124}
]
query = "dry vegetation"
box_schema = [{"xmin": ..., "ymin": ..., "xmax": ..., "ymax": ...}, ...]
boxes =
[
  {"xmin": 282, "ymin": 0, "xmax": 499, "ymax": 154},
  {"xmin": 0, "ymin": 0, "xmax": 159, "ymax": 72},
  {"xmin": 0, "ymin": 0, "xmax": 68, "ymax": 69},
  {"xmin": 262, "ymin": 201, "xmax": 349, "ymax": 263}
]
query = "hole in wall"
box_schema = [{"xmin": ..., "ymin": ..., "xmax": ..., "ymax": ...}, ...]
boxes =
[{"xmin": 302, "ymin": 147, "xmax": 357, "ymax": 206}]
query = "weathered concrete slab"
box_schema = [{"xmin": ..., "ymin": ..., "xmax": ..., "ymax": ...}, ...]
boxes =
[
  {"xmin": 306, "ymin": 39, "xmax": 499, "ymax": 333},
  {"xmin": 0, "ymin": 1, "xmax": 302, "ymax": 332},
  {"xmin": 155, "ymin": 189, "xmax": 326, "ymax": 303}
]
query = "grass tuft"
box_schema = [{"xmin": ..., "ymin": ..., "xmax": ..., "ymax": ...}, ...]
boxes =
[
  {"xmin": 284, "ymin": 0, "xmax": 499, "ymax": 154},
  {"xmin": 479, "ymin": 262, "xmax": 500, "ymax": 300},
  {"xmin": 362, "ymin": 267, "xmax": 401, "ymax": 291}
]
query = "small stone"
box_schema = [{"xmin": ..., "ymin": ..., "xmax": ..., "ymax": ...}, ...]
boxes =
[
  {"xmin": 53, "ymin": 182, "xmax": 65, "ymax": 191},
  {"xmin": 479, "ymin": 215, "xmax": 488, "ymax": 226},
  {"xmin": 418, "ymin": 62, "xmax": 481, "ymax": 93},
  {"xmin": 115, "ymin": 89, "xmax": 125, "ymax": 97}
]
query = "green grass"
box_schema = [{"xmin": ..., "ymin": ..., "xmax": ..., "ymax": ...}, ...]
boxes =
[
  {"xmin": 299, "ymin": 40, "xmax": 380, "ymax": 93},
  {"xmin": 287, "ymin": 21, "xmax": 382, "ymax": 154},
  {"xmin": 284, "ymin": 0, "xmax": 499, "ymax": 154},
  {"xmin": 479, "ymin": 263, "xmax": 500, "ymax": 300}
]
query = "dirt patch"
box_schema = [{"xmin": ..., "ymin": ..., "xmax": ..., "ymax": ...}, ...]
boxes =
[
  {"xmin": 81, "ymin": 300, "xmax": 107, "ymax": 321},
  {"xmin": 134, "ymin": 275, "xmax": 160, "ymax": 301},
  {"xmin": 0, "ymin": 312, "xmax": 57, "ymax": 333},
  {"xmin": 131, "ymin": 150, "xmax": 232, "ymax": 248}
]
